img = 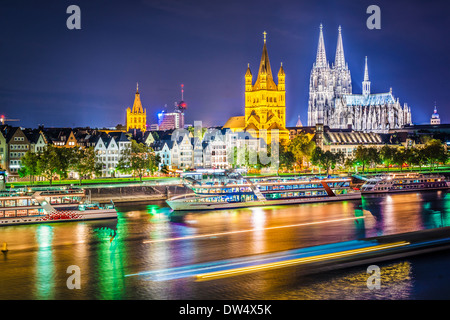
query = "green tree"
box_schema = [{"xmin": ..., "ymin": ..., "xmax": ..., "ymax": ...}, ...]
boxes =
[
  {"xmin": 403, "ymin": 147, "xmax": 416, "ymax": 171},
  {"xmin": 279, "ymin": 147, "xmax": 295, "ymax": 172},
  {"xmin": 423, "ymin": 139, "xmax": 447, "ymax": 171},
  {"xmin": 55, "ymin": 147, "xmax": 74, "ymax": 180},
  {"xmin": 408, "ymin": 147, "xmax": 426, "ymax": 172},
  {"xmin": 116, "ymin": 140, "xmax": 158, "ymax": 182},
  {"xmin": 392, "ymin": 147, "xmax": 407, "ymax": 171},
  {"xmin": 366, "ymin": 147, "xmax": 380, "ymax": 172},
  {"xmin": 344, "ymin": 157, "xmax": 355, "ymax": 174},
  {"xmin": 37, "ymin": 145, "xmax": 60, "ymax": 185},
  {"xmin": 311, "ymin": 148, "xmax": 340, "ymax": 176},
  {"xmin": 71, "ymin": 147, "xmax": 102, "ymax": 185},
  {"xmin": 229, "ymin": 145, "xmax": 259, "ymax": 169},
  {"xmin": 19, "ymin": 150, "xmax": 40, "ymax": 184},
  {"xmin": 380, "ymin": 145, "xmax": 395, "ymax": 172},
  {"xmin": 287, "ymin": 133, "xmax": 316, "ymax": 169},
  {"xmin": 354, "ymin": 146, "xmax": 371, "ymax": 173}
]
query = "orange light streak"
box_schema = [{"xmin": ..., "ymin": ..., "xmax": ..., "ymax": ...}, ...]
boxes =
[{"xmin": 143, "ymin": 216, "xmax": 365, "ymax": 244}]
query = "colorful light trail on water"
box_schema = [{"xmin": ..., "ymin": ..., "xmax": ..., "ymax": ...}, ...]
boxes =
[{"xmin": 142, "ymin": 216, "xmax": 366, "ymax": 244}]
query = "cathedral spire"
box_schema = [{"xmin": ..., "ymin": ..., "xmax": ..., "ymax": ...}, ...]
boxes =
[
  {"xmin": 315, "ymin": 24, "xmax": 328, "ymax": 68},
  {"xmin": 362, "ymin": 56, "xmax": 371, "ymax": 96},
  {"xmin": 334, "ymin": 26, "xmax": 346, "ymax": 68},
  {"xmin": 364, "ymin": 56, "xmax": 369, "ymax": 81}
]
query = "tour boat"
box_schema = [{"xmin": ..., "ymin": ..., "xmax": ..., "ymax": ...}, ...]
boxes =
[
  {"xmin": 360, "ymin": 173, "xmax": 450, "ymax": 194},
  {"xmin": 166, "ymin": 173, "xmax": 361, "ymax": 211},
  {"xmin": 0, "ymin": 187, "xmax": 117, "ymax": 226}
]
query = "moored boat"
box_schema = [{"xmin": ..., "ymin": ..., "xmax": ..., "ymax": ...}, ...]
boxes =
[
  {"xmin": 360, "ymin": 173, "xmax": 450, "ymax": 194},
  {"xmin": 166, "ymin": 173, "xmax": 361, "ymax": 211},
  {"xmin": 0, "ymin": 187, "xmax": 117, "ymax": 226}
]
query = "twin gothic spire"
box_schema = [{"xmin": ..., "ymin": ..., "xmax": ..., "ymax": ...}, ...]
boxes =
[
  {"xmin": 335, "ymin": 26, "xmax": 346, "ymax": 69},
  {"xmin": 315, "ymin": 24, "xmax": 328, "ymax": 68},
  {"xmin": 315, "ymin": 24, "xmax": 347, "ymax": 69}
]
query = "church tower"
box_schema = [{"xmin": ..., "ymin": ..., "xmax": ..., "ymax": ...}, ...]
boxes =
[
  {"xmin": 126, "ymin": 83, "xmax": 147, "ymax": 132},
  {"xmin": 308, "ymin": 24, "xmax": 335, "ymax": 126},
  {"xmin": 244, "ymin": 32, "xmax": 289, "ymax": 142},
  {"xmin": 333, "ymin": 26, "xmax": 352, "ymax": 99},
  {"xmin": 431, "ymin": 103, "xmax": 440, "ymax": 125}
]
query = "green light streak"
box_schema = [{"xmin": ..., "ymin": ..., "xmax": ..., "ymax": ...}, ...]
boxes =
[{"xmin": 35, "ymin": 225, "xmax": 54, "ymax": 299}]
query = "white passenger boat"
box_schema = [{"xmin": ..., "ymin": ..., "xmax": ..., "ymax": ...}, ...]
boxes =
[
  {"xmin": 166, "ymin": 172, "xmax": 361, "ymax": 211},
  {"xmin": 360, "ymin": 173, "xmax": 450, "ymax": 194},
  {"xmin": 0, "ymin": 187, "xmax": 117, "ymax": 226}
]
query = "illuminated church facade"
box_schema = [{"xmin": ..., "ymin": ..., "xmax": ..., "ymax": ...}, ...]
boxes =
[
  {"xmin": 307, "ymin": 25, "xmax": 412, "ymax": 133},
  {"xmin": 224, "ymin": 32, "xmax": 289, "ymax": 143},
  {"xmin": 126, "ymin": 83, "xmax": 147, "ymax": 132}
]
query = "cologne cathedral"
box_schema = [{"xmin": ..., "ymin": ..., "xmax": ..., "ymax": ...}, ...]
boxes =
[{"xmin": 307, "ymin": 25, "xmax": 412, "ymax": 133}]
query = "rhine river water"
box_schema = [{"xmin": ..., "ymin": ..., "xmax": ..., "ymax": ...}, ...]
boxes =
[{"xmin": 2, "ymin": 190, "xmax": 450, "ymax": 300}]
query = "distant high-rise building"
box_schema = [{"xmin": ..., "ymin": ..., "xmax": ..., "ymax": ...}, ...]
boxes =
[
  {"xmin": 158, "ymin": 84, "xmax": 186, "ymax": 131},
  {"xmin": 126, "ymin": 83, "xmax": 147, "ymax": 132},
  {"xmin": 158, "ymin": 111, "xmax": 184, "ymax": 131}
]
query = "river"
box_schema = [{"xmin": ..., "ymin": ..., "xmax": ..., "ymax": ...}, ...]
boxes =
[{"xmin": 1, "ymin": 190, "xmax": 450, "ymax": 299}]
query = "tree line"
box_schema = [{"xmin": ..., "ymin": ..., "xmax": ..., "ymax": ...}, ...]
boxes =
[
  {"xmin": 276, "ymin": 134, "xmax": 448, "ymax": 175},
  {"xmin": 350, "ymin": 139, "xmax": 448, "ymax": 173},
  {"xmin": 18, "ymin": 140, "xmax": 160, "ymax": 185}
]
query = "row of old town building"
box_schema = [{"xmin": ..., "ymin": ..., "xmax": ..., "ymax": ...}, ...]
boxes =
[{"xmin": 1, "ymin": 117, "xmax": 448, "ymax": 181}]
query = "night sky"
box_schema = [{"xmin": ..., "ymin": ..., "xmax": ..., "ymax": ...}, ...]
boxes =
[{"xmin": 1, "ymin": 0, "xmax": 449, "ymax": 129}]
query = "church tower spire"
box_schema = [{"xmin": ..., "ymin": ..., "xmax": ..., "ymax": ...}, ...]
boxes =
[
  {"xmin": 315, "ymin": 24, "xmax": 328, "ymax": 68},
  {"xmin": 334, "ymin": 26, "xmax": 346, "ymax": 68},
  {"xmin": 362, "ymin": 56, "xmax": 371, "ymax": 96},
  {"xmin": 126, "ymin": 83, "xmax": 147, "ymax": 132},
  {"xmin": 240, "ymin": 32, "xmax": 289, "ymax": 143},
  {"xmin": 132, "ymin": 84, "xmax": 144, "ymax": 113},
  {"xmin": 253, "ymin": 31, "xmax": 277, "ymax": 91}
]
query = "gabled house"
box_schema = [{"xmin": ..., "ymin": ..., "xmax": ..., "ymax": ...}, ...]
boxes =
[
  {"xmin": 177, "ymin": 133, "xmax": 194, "ymax": 169},
  {"xmin": 94, "ymin": 132, "xmax": 131, "ymax": 177},
  {"xmin": 24, "ymin": 129, "xmax": 48, "ymax": 153},
  {"xmin": 153, "ymin": 140, "xmax": 173, "ymax": 170},
  {"xmin": 4, "ymin": 127, "xmax": 31, "ymax": 176},
  {"xmin": 43, "ymin": 128, "xmax": 78, "ymax": 148}
]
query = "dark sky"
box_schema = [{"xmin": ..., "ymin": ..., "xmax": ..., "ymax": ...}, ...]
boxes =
[{"xmin": 1, "ymin": 0, "xmax": 449, "ymax": 129}]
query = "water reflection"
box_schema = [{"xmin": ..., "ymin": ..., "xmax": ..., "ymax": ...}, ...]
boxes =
[
  {"xmin": 35, "ymin": 225, "xmax": 54, "ymax": 299},
  {"xmin": 361, "ymin": 191, "xmax": 450, "ymax": 236},
  {"xmin": 272, "ymin": 261, "xmax": 414, "ymax": 300},
  {"xmin": 1, "ymin": 190, "xmax": 449, "ymax": 299},
  {"xmin": 353, "ymin": 204, "xmax": 366, "ymax": 240},
  {"xmin": 92, "ymin": 211, "xmax": 126, "ymax": 299}
]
